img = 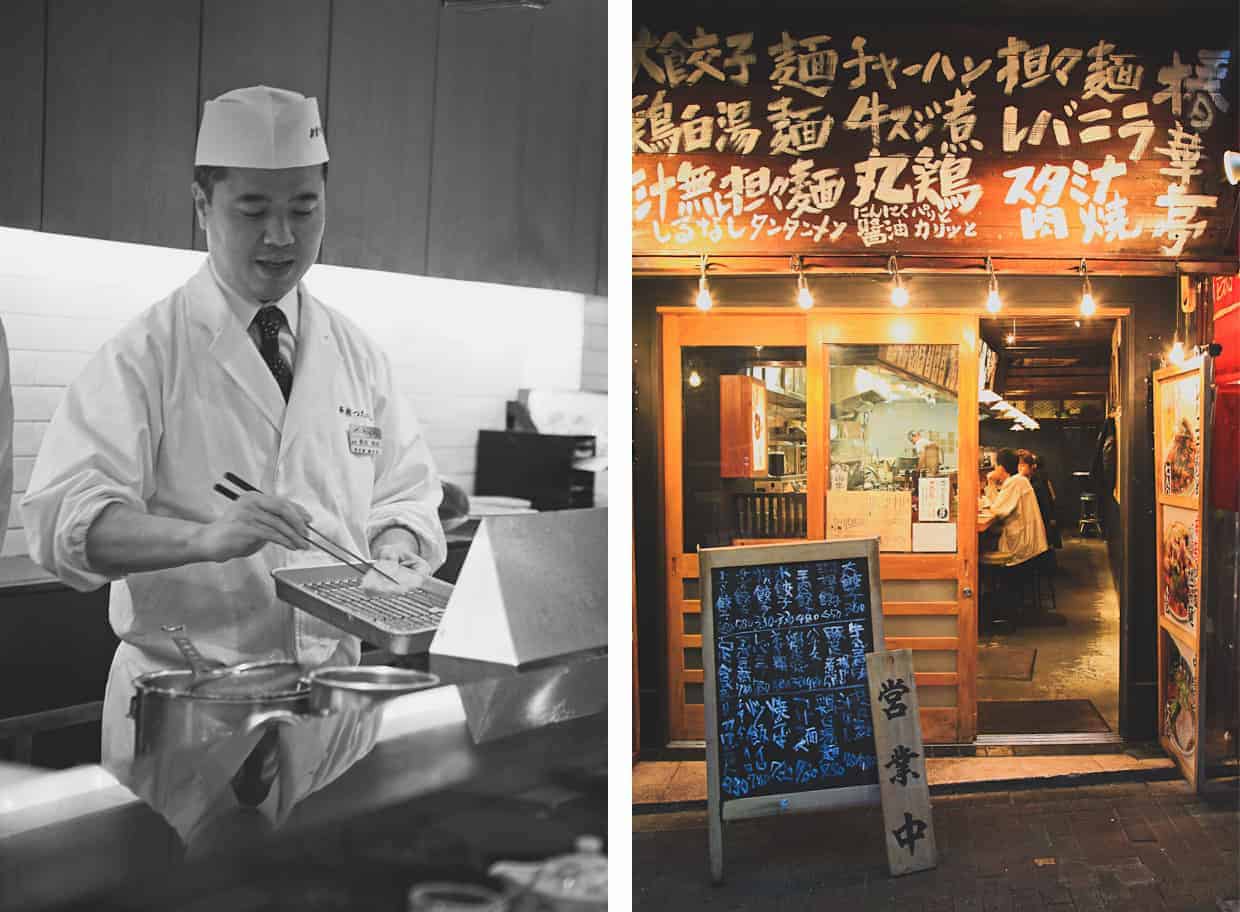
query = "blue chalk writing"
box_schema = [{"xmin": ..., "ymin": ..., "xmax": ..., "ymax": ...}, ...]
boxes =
[{"xmin": 712, "ymin": 557, "xmax": 878, "ymax": 804}]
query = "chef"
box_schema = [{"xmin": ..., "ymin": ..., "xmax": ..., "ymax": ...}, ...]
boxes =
[{"xmin": 21, "ymin": 86, "xmax": 446, "ymax": 772}]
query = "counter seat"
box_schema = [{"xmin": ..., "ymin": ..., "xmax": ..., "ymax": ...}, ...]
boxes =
[{"xmin": 0, "ymin": 649, "xmax": 606, "ymax": 911}]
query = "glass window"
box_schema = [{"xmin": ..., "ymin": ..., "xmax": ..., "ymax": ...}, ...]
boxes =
[
  {"xmin": 826, "ymin": 344, "xmax": 959, "ymax": 554},
  {"xmin": 682, "ymin": 346, "xmax": 807, "ymax": 552}
]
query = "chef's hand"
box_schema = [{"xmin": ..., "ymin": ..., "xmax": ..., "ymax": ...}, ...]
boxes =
[
  {"xmin": 197, "ymin": 493, "xmax": 312, "ymax": 562},
  {"xmin": 362, "ymin": 528, "xmax": 431, "ymax": 596}
]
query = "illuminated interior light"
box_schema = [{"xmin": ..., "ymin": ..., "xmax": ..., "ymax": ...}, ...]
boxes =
[
  {"xmin": 890, "ymin": 320, "xmax": 914, "ymax": 342},
  {"xmin": 985, "ymin": 257, "xmax": 1001, "ymax": 313},
  {"xmin": 696, "ymin": 253, "xmax": 713, "ymax": 311},
  {"xmin": 793, "ymin": 256, "xmax": 814, "ymax": 309},
  {"xmin": 688, "ymin": 369, "xmax": 702, "ymax": 388},
  {"xmin": 1169, "ymin": 339, "xmax": 1185, "ymax": 365},
  {"xmin": 888, "ymin": 254, "xmax": 908, "ymax": 307},
  {"xmin": 1079, "ymin": 258, "xmax": 1096, "ymax": 317}
]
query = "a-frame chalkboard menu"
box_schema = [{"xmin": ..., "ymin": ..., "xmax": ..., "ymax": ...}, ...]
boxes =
[{"xmin": 700, "ymin": 537, "xmax": 885, "ymax": 883}]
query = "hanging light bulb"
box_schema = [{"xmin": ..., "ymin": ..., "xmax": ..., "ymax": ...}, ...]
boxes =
[
  {"xmin": 695, "ymin": 253, "xmax": 713, "ymax": 311},
  {"xmin": 1005, "ymin": 318, "xmax": 1016, "ymax": 346},
  {"xmin": 1168, "ymin": 273, "xmax": 1186, "ymax": 364},
  {"xmin": 985, "ymin": 256, "xmax": 1001, "ymax": 313},
  {"xmin": 1079, "ymin": 258, "xmax": 1096, "ymax": 317},
  {"xmin": 688, "ymin": 369, "xmax": 703, "ymax": 388},
  {"xmin": 888, "ymin": 254, "xmax": 908, "ymax": 307},
  {"xmin": 793, "ymin": 255, "xmax": 814, "ymax": 309}
]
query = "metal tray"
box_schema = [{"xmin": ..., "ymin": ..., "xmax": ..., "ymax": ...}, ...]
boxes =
[{"xmin": 273, "ymin": 564, "xmax": 453, "ymax": 654}]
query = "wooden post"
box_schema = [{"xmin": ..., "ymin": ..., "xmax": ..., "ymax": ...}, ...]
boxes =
[{"xmin": 866, "ymin": 648, "xmax": 937, "ymax": 877}]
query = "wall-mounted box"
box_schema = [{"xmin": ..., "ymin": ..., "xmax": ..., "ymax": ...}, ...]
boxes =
[{"xmin": 720, "ymin": 375, "xmax": 767, "ymax": 478}]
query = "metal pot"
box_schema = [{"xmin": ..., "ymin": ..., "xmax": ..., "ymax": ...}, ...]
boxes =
[{"xmin": 129, "ymin": 661, "xmax": 310, "ymax": 761}]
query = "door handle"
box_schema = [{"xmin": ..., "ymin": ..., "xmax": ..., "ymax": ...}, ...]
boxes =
[{"xmin": 963, "ymin": 587, "xmax": 974, "ymax": 598}]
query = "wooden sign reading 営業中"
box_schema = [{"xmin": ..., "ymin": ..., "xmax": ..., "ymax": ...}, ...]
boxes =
[
  {"xmin": 866, "ymin": 648, "xmax": 937, "ymax": 877},
  {"xmin": 632, "ymin": 21, "xmax": 1235, "ymax": 260},
  {"xmin": 700, "ymin": 537, "xmax": 885, "ymax": 883}
]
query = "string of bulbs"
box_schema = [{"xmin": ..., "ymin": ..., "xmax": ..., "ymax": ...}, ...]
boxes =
[{"xmin": 692, "ymin": 252, "xmax": 1103, "ymax": 318}]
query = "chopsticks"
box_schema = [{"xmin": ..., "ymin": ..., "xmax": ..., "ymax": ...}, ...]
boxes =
[{"xmin": 212, "ymin": 471, "xmax": 401, "ymax": 585}]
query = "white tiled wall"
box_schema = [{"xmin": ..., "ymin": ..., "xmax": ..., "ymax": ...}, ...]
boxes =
[
  {"xmin": 582, "ymin": 295, "xmax": 607, "ymax": 393},
  {"xmin": 0, "ymin": 228, "xmax": 600, "ymax": 557}
]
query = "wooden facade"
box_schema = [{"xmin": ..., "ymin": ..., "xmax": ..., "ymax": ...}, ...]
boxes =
[{"xmin": 633, "ymin": 10, "xmax": 1232, "ymax": 752}]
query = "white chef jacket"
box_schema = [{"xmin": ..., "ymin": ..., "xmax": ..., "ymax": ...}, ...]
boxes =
[
  {"xmin": 981, "ymin": 473, "xmax": 1048, "ymax": 568},
  {"xmin": 21, "ymin": 261, "xmax": 446, "ymax": 769}
]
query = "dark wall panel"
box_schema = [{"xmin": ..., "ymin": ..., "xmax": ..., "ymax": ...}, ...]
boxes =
[
  {"xmin": 428, "ymin": 4, "xmax": 604, "ymax": 294},
  {"xmin": 1119, "ymin": 285, "xmax": 1177, "ymax": 740},
  {"xmin": 0, "ymin": 0, "xmax": 45, "ymax": 230},
  {"xmin": 428, "ymin": 7, "xmax": 533, "ymax": 288},
  {"xmin": 517, "ymin": 0, "xmax": 605, "ymax": 295},
  {"xmin": 195, "ymin": 0, "xmax": 332, "ymax": 250},
  {"xmin": 320, "ymin": 0, "xmax": 439, "ymax": 274},
  {"xmin": 14, "ymin": 2, "xmax": 603, "ymax": 293},
  {"xmin": 42, "ymin": 0, "xmax": 199, "ymax": 248}
]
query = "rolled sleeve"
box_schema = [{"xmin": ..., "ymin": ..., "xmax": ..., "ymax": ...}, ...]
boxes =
[
  {"xmin": 365, "ymin": 352, "xmax": 446, "ymax": 572},
  {"xmin": 21, "ymin": 339, "xmax": 160, "ymax": 591}
]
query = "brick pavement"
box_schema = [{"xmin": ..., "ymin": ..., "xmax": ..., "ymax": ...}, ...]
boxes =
[{"xmin": 633, "ymin": 779, "xmax": 1239, "ymax": 911}]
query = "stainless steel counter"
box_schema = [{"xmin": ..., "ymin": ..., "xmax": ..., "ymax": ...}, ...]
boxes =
[{"xmin": 0, "ymin": 650, "xmax": 607, "ymax": 911}]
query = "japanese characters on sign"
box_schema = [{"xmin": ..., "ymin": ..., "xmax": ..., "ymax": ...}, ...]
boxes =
[
  {"xmin": 633, "ymin": 25, "xmax": 1234, "ymax": 257},
  {"xmin": 710, "ymin": 557, "xmax": 880, "ymax": 802},
  {"xmin": 866, "ymin": 648, "xmax": 938, "ymax": 876}
]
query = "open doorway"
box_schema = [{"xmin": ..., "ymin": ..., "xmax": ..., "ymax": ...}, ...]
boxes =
[{"xmin": 975, "ymin": 315, "xmax": 1122, "ymax": 740}]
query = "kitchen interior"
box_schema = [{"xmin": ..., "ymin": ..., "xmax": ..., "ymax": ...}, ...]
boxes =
[
  {"xmin": 0, "ymin": 1, "xmax": 607, "ymax": 909},
  {"xmin": 828, "ymin": 344, "xmax": 960, "ymax": 542}
]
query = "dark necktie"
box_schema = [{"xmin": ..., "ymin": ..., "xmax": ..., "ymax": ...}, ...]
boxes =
[{"xmin": 253, "ymin": 305, "xmax": 293, "ymax": 402}]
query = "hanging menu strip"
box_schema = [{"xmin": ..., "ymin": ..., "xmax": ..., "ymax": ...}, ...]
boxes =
[{"xmin": 711, "ymin": 557, "xmax": 880, "ymax": 802}]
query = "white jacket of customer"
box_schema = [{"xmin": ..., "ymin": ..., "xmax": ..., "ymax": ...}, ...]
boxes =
[{"xmin": 985, "ymin": 472, "xmax": 1048, "ymax": 567}]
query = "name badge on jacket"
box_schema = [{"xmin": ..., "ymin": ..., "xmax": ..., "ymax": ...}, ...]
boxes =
[{"xmin": 348, "ymin": 423, "xmax": 382, "ymax": 457}]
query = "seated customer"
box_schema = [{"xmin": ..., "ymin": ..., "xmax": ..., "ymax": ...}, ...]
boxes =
[
  {"xmin": 1019, "ymin": 450, "xmax": 1062, "ymax": 550},
  {"xmin": 979, "ymin": 448, "xmax": 1048, "ymax": 567}
]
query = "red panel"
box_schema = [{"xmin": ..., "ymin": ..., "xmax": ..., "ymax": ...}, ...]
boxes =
[
  {"xmin": 1213, "ymin": 274, "xmax": 1240, "ymax": 383},
  {"xmin": 1212, "ymin": 384, "xmax": 1239, "ymax": 512}
]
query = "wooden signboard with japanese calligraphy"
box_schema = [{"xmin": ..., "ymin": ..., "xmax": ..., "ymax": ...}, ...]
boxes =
[
  {"xmin": 866, "ymin": 649, "xmax": 937, "ymax": 877},
  {"xmin": 632, "ymin": 21, "xmax": 1236, "ymax": 260},
  {"xmin": 699, "ymin": 537, "xmax": 885, "ymax": 883},
  {"xmin": 1154, "ymin": 355, "xmax": 1212, "ymax": 791}
]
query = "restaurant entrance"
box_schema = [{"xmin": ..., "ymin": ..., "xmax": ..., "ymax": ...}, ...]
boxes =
[
  {"xmin": 660, "ymin": 308, "xmax": 982, "ymax": 745},
  {"xmin": 643, "ymin": 282, "xmax": 1156, "ymax": 752},
  {"xmin": 974, "ymin": 315, "xmax": 1126, "ymax": 741}
]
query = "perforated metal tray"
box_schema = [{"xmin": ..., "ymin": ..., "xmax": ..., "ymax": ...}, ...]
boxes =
[{"xmin": 273, "ymin": 564, "xmax": 453, "ymax": 654}]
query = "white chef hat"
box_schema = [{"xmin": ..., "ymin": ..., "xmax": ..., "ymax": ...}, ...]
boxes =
[{"xmin": 195, "ymin": 85, "xmax": 329, "ymax": 169}]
